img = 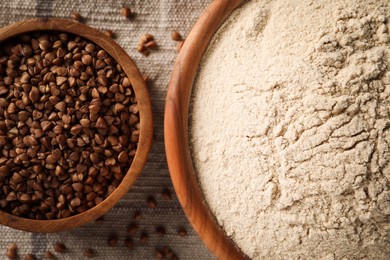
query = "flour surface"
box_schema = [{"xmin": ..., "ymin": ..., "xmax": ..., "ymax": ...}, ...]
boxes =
[{"xmin": 190, "ymin": 0, "xmax": 390, "ymax": 259}]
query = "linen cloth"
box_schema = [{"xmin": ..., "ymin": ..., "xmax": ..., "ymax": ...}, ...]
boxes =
[{"xmin": 0, "ymin": 0, "xmax": 215, "ymax": 259}]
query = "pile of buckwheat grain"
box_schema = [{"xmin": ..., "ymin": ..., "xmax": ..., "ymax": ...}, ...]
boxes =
[{"xmin": 0, "ymin": 31, "xmax": 140, "ymax": 220}]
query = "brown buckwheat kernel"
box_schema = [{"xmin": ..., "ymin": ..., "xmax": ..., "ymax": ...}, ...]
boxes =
[
  {"xmin": 171, "ymin": 31, "xmax": 182, "ymax": 42},
  {"xmin": 83, "ymin": 248, "xmax": 95, "ymax": 258},
  {"xmin": 121, "ymin": 7, "xmax": 132, "ymax": 18},
  {"xmin": 54, "ymin": 242, "xmax": 66, "ymax": 253},
  {"xmin": 70, "ymin": 11, "xmax": 82, "ymax": 22},
  {"xmin": 6, "ymin": 243, "xmax": 17, "ymax": 259}
]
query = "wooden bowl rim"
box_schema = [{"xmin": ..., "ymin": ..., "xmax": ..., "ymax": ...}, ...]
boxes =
[
  {"xmin": 0, "ymin": 18, "xmax": 153, "ymax": 232},
  {"xmin": 164, "ymin": 0, "xmax": 248, "ymax": 259}
]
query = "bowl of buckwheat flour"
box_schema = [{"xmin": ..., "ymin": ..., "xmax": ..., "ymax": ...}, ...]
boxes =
[
  {"xmin": 0, "ymin": 18, "xmax": 153, "ymax": 232},
  {"xmin": 165, "ymin": 0, "xmax": 390, "ymax": 259}
]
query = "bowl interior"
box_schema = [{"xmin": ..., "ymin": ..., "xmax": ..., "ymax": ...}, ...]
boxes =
[{"xmin": 0, "ymin": 18, "xmax": 153, "ymax": 232}]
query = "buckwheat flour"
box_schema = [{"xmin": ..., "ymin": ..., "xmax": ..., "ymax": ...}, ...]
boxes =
[{"xmin": 189, "ymin": 0, "xmax": 390, "ymax": 259}]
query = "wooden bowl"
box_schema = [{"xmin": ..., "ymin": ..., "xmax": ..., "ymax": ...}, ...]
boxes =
[
  {"xmin": 164, "ymin": 0, "xmax": 249, "ymax": 259},
  {"xmin": 0, "ymin": 18, "xmax": 153, "ymax": 232}
]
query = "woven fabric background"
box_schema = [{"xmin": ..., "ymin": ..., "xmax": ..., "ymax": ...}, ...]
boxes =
[{"xmin": 0, "ymin": 0, "xmax": 215, "ymax": 259}]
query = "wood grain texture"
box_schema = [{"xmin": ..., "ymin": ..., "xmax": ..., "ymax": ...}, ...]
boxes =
[
  {"xmin": 0, "ymin": 18, "xmax": 153, "ymax": 232},
  {"xmin": 164, "ymin": 1, "xmax": 249, "ymax": 259}
]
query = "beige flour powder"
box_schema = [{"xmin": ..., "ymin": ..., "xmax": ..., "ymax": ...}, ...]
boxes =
[{"xmin": 190, "ymin": 0, "xmax": 390, "ymax": 259}]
